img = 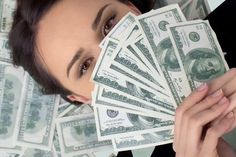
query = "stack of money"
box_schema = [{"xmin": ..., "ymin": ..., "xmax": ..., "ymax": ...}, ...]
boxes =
[
  {"xmin": 91, "ymin": 4, "xmax": 228, "ymax": 152},
  {"xmin": 158, "ymin": 0, "xmax": 212, "ymax": 20},
  {"xmin": 0, "ymin": 0, "xmax": 228, "ymax": 157}
]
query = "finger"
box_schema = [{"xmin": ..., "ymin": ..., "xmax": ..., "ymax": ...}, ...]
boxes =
[
  {"xmin": 211, "ymin": 92, "xmax": 236, "ymax": 128},
  {"xmin": 201, "ymin": 112, "xmax": 235, "ymax": 157},
  {"xmin": 185, "ymin": 89, "xmax": 224, "ymax": 118},
  {"xmin": 208, "ymin": 68, "xmax": 236, "ymax": 96},
  {"xmin": 173, "ymin": 83, "xmax": 208, "ymax": 152},
  {"xmin": 186, "ymin": 96, "xmax": 230, "ymax": 155},
  {"xmin": 222, "ymin": 107, "xmax": 236, "ymax": 134}
]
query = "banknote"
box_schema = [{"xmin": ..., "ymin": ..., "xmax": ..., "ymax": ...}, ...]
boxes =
[
  {"xmin": 106, "ymin": 23, "xmax": 168, "ymax": 94},
  {"xmin": 181, "ymin": 0, "xmax": 193, "ymax": 20},
  {"xmin": 52, "ymin": 130, "xmax": 61, "ymax": 157},
  {"xmin": 168, "ymin": 20, "xmax": 228, "ymax": 90},
  {"xmin": 20, "ymin": 148, "xmax": 54, "ymax": 157},
  {"xmin": 0, "ymin": 151, "xmax": 19, "ymax": 157},
  {"xmin": 92, "ymin": 87, "xmax": 149, "ymax": 116},
  {"xmin": 159, "ymin": 0, "xmax": 192, "ymax": 8},
  {"xmin": 61, "ymin": 104, "xmax": 93, "ymax": 118},
  {"xmin": 57, "ymin": 104, "xmax": 75, "ymax": 118},
  {"xmin": 128, "ymin": 35, "xmax": 163, "ymax": 79},
  {"xmin": 0, "ymin": 62, "xmax": 25, "ymax": 149},
  {"xmin": 187, "ymin": 0, "xmax": 211, "ymax": 20},
  {"xmin": 72, "ymin": 154, "xmax": 96, "ymax": 157},
  {"xmin": 92, "ymin": 40, "xmax": 176, "ymax": 114},
  {"xmin": 138, "ymin": 4, "xmax": 191, "ymax": 104},
  {"xmin": 94, "ymin": 106, "xmax": 174, "ymax": 140},
  {"xmin": 0, "ymin": 0, "xmax": 15, "ymax": 33},
  {"xmin": 110, "ymin": 44, "xmax": 169, "ymax": 93},
  {"xmin": 56, "ymin": 113, "xmax": 112, "ymax": 157},
  {"xmin": 16, "ymin": 75, "xmax": 60, "ymax": 150},
  {"xmin": 93, "ymin": 86, "xmax": 174, "ymax": 120},
  {"xmin": 71, "ymin": 153, "xmax": 96, "ymax": 157},
  {"xmin": 0, "ymin": 144, "xmax": 22, "ymax": 155},
  {"xmin": 100, "ymin": 12, "xmax": 137, "ymax": 47},
  {"xmin": 0, "ymin": 33, "xmax": 11, "ymax": 63},
  {"xmin": 112, "ymin": 129, "xmax": 173, "ymax": 151},
  {"xmin": 59, "ymin": 97, "xmax": 68, "ymax": 105},
  {"xmin": 0, "ymin": 1, "xmax": 229, "ymax": 154}
]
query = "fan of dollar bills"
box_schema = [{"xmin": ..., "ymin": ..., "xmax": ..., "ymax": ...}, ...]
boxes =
[
  {"xmin": 0, "ymin": 1, "xmax": 228, "ymax": 157},
  {"xmin": 90, "ymin": 3, "xmax": 228, "ymax": 153}
]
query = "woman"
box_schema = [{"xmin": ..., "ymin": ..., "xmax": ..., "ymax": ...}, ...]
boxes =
[{"xmin": 9, "ymin": 0, "xmax": 236, "ymax": 156}]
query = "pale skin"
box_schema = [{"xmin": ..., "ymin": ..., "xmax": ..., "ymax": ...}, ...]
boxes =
[{"xmin": 35, "ymin": 0, "xmax": 236, "ymax": 156}]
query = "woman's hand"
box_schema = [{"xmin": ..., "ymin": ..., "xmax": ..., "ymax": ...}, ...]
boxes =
[
  {"xmin": 207, "ymin": 68, "xmax": 236, "ymax": 128},
  {"xmin": 173, "ymin": 83, "xmax": 235, "ymax": 157}
]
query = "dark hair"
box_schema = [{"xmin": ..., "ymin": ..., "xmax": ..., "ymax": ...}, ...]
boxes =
[{"xmin": 9, "ymin": 0, "xmax": 155, "ymax": 100}]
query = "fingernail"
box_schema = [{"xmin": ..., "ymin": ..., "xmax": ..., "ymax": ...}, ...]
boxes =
[
  {"xmin": 218, "ymin": 97, "xmax": 228, "ymax": 105},
  {"xmin": 211, "ymin": 89, "xmax": 223, "ymax": 98},
  {"xmin": 196, "ymin": 83, "xmax": 207, "ymax": 92},
  {"xmin": 226, "ymin": 112, "xmax": 234, "ymax": 119}
]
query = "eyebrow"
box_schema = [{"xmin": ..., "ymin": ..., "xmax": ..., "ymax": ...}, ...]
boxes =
[
  {"xmin": 67, "ymin": 48, "xmax": 84, "ymax": 78},
  {"xmin": 92, "ymin": 4, "xmax": 111, "ymax": 30}
]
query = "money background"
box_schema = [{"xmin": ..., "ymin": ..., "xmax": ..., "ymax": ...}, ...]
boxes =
[{"xmin": 1, "ymin": 0, "xmax": 235, "ymax": 157}]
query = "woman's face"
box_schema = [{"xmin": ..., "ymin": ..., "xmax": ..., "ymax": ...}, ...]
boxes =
[{"xmin": 36, "ymin": 0, "xmax": 141, "ymax": 103}]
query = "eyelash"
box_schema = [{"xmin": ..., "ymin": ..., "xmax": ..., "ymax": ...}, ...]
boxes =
[
  {"xmin": 79, "ymin": 57, "xmax": 94, "ymax": 78},
  {"xmin": 77, "ymin": 15, "xmax": 116, "ymax": 78},
  {"xmin": 102, "ymin": 14, "xmax": 116, "ymax": 37}
]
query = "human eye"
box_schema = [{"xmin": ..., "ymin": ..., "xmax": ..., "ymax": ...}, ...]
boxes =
[
  {"xmin": 102, "ymin": 14, "xmax": 116, "ymax": 37},
  {"xmin": 78, "ymin": 57, "xmax": 94, "ymax": 78}
]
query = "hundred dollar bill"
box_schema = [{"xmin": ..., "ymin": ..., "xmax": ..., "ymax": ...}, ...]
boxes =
[
  {"xmin": 16, "ymin": 75, "xmax": 60, "ymax": 150},
  {"xmin": 159, "ymin": 0, "xmax": 192, "ymax": 8},
  {"xmin": 20, "ymin": 148, "xmax": 54, "ymax": 157},
  {"xmin": 53, "ymin": 130, "xmax": 93, "ymax": 157},
  {"xmin": 168, "ymin": 20, "xmax": 228, "ymax": 90},
  {"xmin": 65, "ymin": 104, "xmax": 93, "ymax": 116},
  {"xmin": 92, "ymin": 40, "xmax": 175, "ymax": 114},
  {"xmin": 112, "ymin": 129, "xmax": 173, "ymax": 151},
  {"xmin": 0, "ymin": 0, "xmax": 16, "ymax": 33},
  {"xmin": 92, "ymin": 87, "xmax": 147, "ymax": 116},
  {"xmin": 109, "ymin": 63, "xmax": 170, "ymax": 99},
  {"xmin": 57, "ymin": 103, "xmax": 72, "ymax": 117},
  {"xmin": 94, "ymin": 106, "xmax": 174, "ymax": 140},
  {"xmin": 128, "ymin": 35, "xmax": 169, "ymax": 89},
  {"xmin": 138, "ymin": 4, "xmax": 191, "ymax": 104},
  {"xmin": 107, "ymin": 32, "xmax": 168, "ymax": 95},
  {"xmin": 0, "ymin": 33, "xmax": 11, "ymax": 63},
  {"xmin": 56, "ymin": 113, "xmax": 112, "ymax": 157},
  {"xmin": 61, "ymin": 104, "xmax": 93, "ymax": 118},
  {"xmin": 0, "ymin": 62, "xmax": 25, "ymax": 149},
  {"xmin": 0, "ymin": 145, "xmax": 23, "ymax": 155},
  {"xmin": 0, "ymin": 151, "xmax": 19, "ymax": 157},
  {"xmin": 72, "ymin": 154, "xmax": 96, "ymax": 157},
  {"xmin": 187, "ymin": 0, "xmax": 211, "ymax": 20},
  {"xmin": 57, "ymin": 104, "xmax": 76, "ymax": 118},
  {"xmin": 181, "ymin": 1, "xmax": 193, "ymax": 20},
  {"xmin": 72, "ymin": 154, "xmax": 95, "ymax": 157},
  {"xmin": 59, "ymin": 97, "xmax": 68, "ymax": 105},
  {"xmin": 93, "ymin": 86, "xmax": 174, "ymax": 120},
  {"xmin": 110, "ymin": 44, "xmax": 169, "ymax": 94},
  {"xmin": 53, "ymin": 130, "xmax": 61, "ymax": 157},
  {"xmin": 100, "ymin": 12, "xmax": 137, "ymax": 47}
]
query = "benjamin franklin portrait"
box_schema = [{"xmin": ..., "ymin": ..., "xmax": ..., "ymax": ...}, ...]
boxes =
[
  {"xmin": 127, "ymin": 113, "xmax": 160, "ymax": 129},
  {"xmin": 156, "ymin": 38, "xmax": 180, "ymax": 71},
  {"xmin": 184, "ymin": 48, "xmax": 226, "ymax": 82}
]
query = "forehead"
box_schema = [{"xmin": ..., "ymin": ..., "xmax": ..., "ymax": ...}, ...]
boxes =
[
  {"xmin": 36, "ymin": 0, "xmax": 104, "ymax": 51},
  {"xmin": 36, "ymin": 0, "xmax": 109, "ymax": 78}
]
